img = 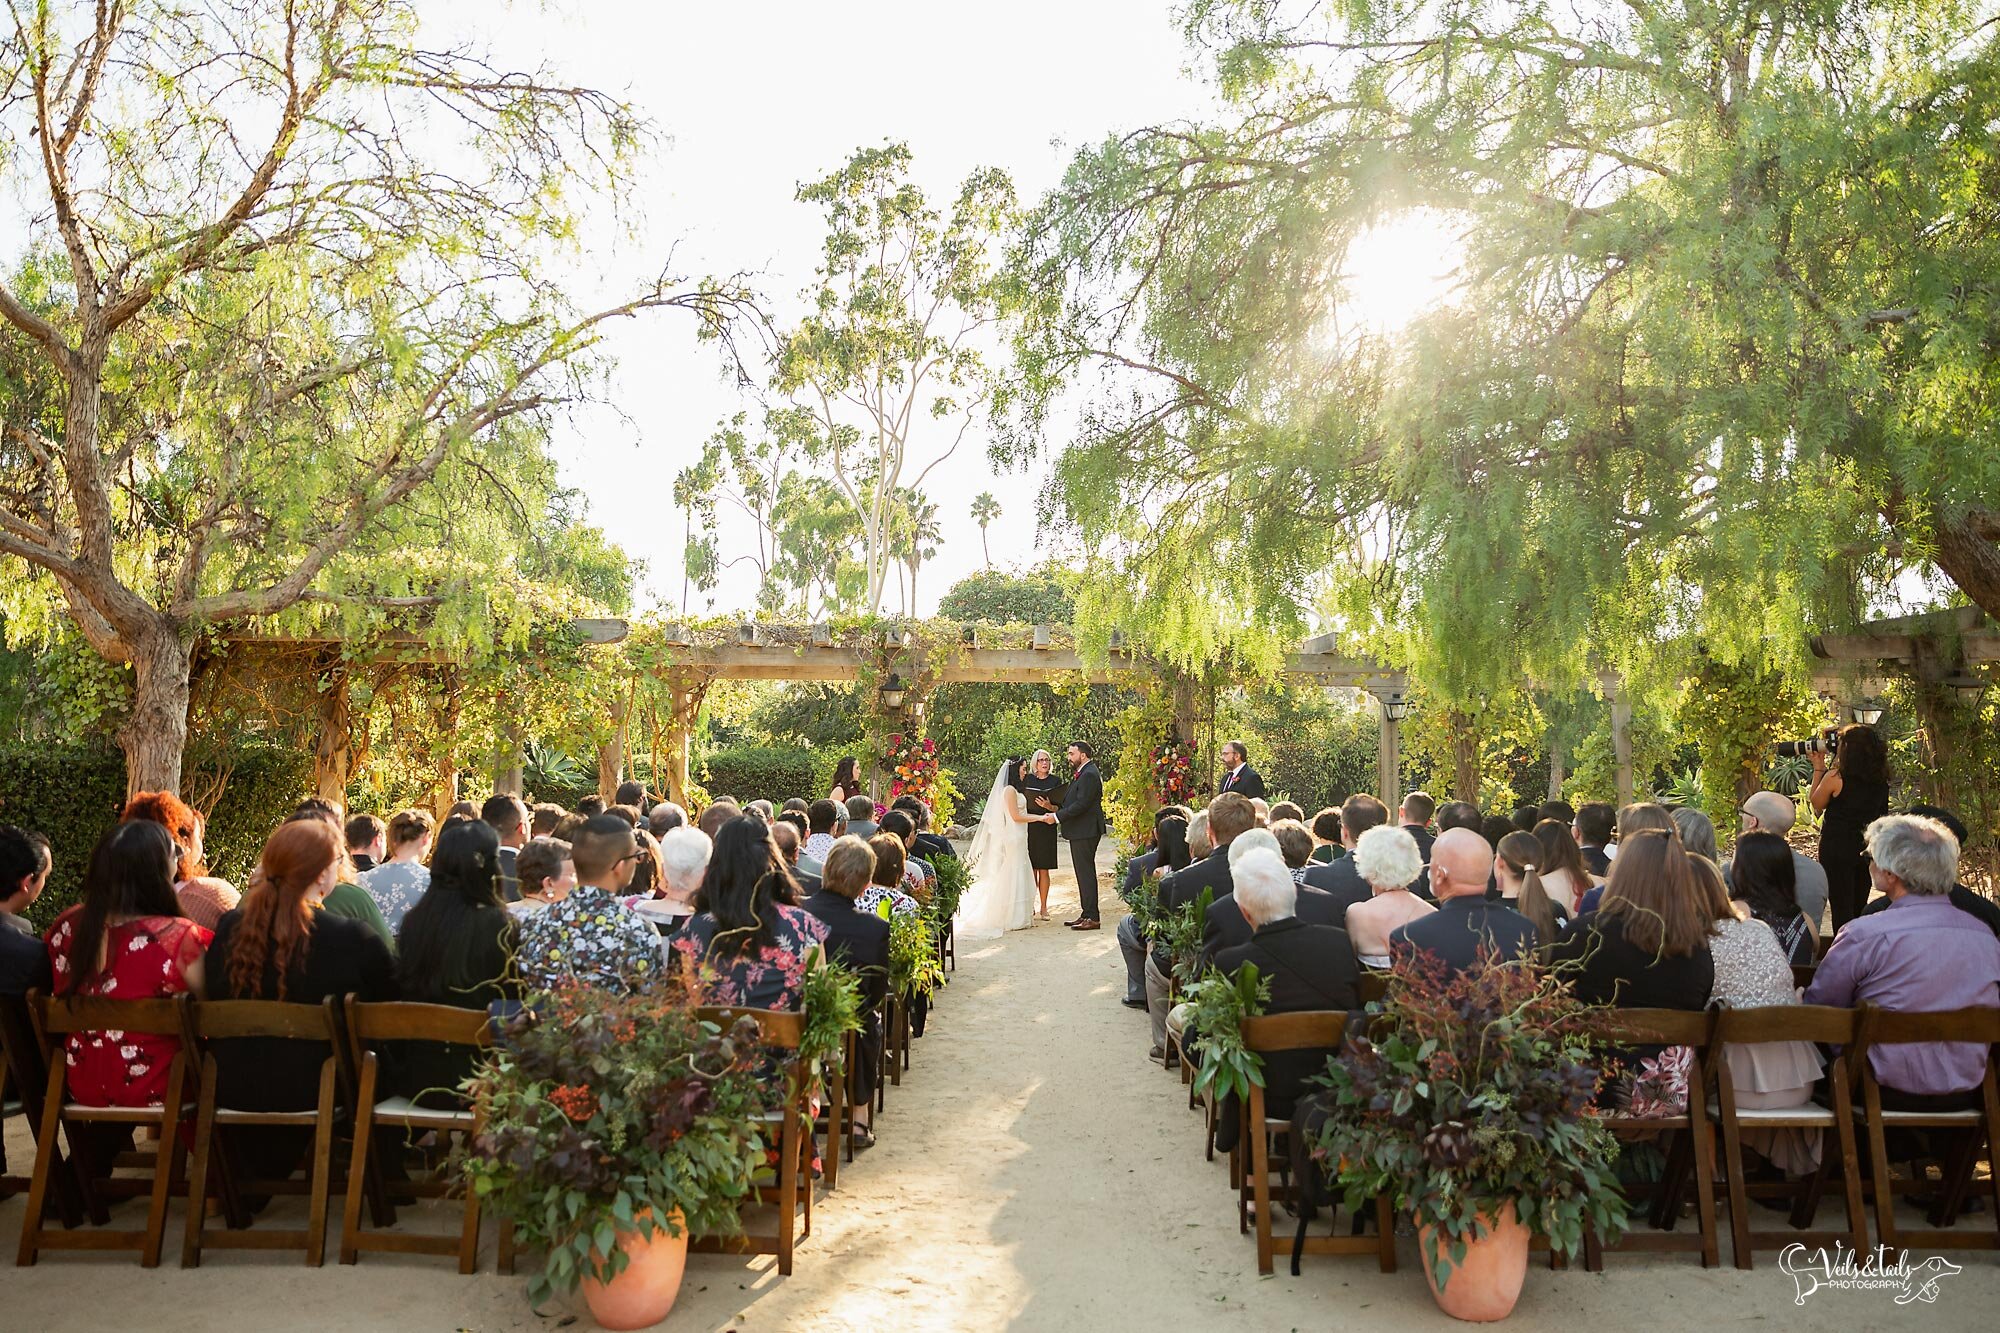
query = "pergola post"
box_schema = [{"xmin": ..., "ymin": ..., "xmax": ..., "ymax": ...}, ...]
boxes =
[
  {"xmin": 664, "ymin": 672, "xmax": 714, "ymax": 808},
  {"xmin": 1366, "ymin": 680, "xmax": 1406, "ymax": 809},
  {"xmin": 310, "ymin": 658, "xmax": 352, "ymax": 807},
  {"xmin": 1603, "ymin": 672, "xmax": 1635, "ymax": 807}
]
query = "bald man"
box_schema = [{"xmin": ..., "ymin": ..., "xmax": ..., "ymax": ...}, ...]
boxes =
[
  {"xmin": 1388, "ymin": 827, "xmax": 1536, "ymax": 974},
  {"xmin": 1723, "ymin": 791, "xmax": 1829, "ymax": 931}
]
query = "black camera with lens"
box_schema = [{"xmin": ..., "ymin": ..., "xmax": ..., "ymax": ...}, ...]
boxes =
[{"xmin": 1775, "ymin": 727, "xmax": 1838, "ymax": 760}]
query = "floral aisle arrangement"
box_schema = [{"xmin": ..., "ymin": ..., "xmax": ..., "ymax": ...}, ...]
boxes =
[
  {"xmin": 1150, "ymin": 731, "xmax": 1197, "ymax": 806},
  {"xmin": 464, "ymin": 978, "xmax": 784, "ymax": 1307},
  {"xmin": 888, "ymin": 907, "xmax": 946, "ymax": 1000},
  {"xmin": 1310, "ymin": 954, "xmax": 1629, "ymax": 1317},
  {"xmin": 884, "ymin": 730, "xmax": 964, "ymax": 826},
  {"xmin": 929, "ymin": 853, "xmax": 971, "ymax": 924}
]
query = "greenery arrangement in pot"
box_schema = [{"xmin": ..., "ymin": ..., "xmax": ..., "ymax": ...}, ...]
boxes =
[
  {"xmin": 465, "ymin": 963, "xmax": 853, "ymax": 1325},
  {"xmin": 1310, "ymin": 954, "xmax": 1630, "ymax": 1322}
]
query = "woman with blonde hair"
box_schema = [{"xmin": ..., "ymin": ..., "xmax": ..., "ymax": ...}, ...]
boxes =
[{"xmin": 1343, "ymin": 824, "xmax": 1432, "ymax": 968}]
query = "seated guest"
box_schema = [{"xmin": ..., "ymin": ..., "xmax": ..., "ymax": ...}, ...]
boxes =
[
  {"xmin": 626, "ymin": 828, "xmax": 664, "ymax": 898},
  {"xmin": 1573, "ymin": 801, "xmax": 1615, "ymax": 878},
  {"xmin": 844, "ymin": 795, "xmax": 879, "ymax": 842},
  {"xmin": 1398, "ymin": 790, "xmax": 1437, "ymax": 861},
  {"xmin": 445, "ymin": 799, "xmax": 479, "ymax": 824},
  {"xmin": 1250, "ymin": 797, "xmax": 1271, "ymax": 827},
  {"xmin": 1269, "ymin": 800, "xmax": 1305, "ymax": 826},
  {"xmin": 1391, "ymin": 828, "xmax": 1535, "ymax": 974},
  {"xmin": 697, "ymin": 799, "xmax": 744, "ymax": 840},
  {"xmin": 1806, "ymin": 814, "xmax": 2000, "ymax": 1111},
  {"xmin": 857, "ymin": 835, "xmax": 921, "ymax": 918},
  {"xmin": 394, "ymin": 820, "xmax": 520, "ymax": 1104},
  {"xmin": 1541, "ymin": 799, "xmax": 1576, "ymax": 827},
  {"xmin": 1344, "ymin": 825, "xmax": 1432, "ymax": 967},
  {"xmin": 1575, "ymin": 801, "xmax": 1679, "ymax": 915},
  {"xmin": 802, "ymin": 799, "xmax": 843, "ymax": 870},
  {"xmin": 1729, "ymin": 831, "xmax": 1816, "ymax": 965},
  {"xmin": 517, "ymin": 816, "xmax": 661, "ymax": 994},
  {"xmin": 205, "ymin": 819, "xmax": 397, "ymax": 1181},
  {"xmin": 1549, "ymin": 829, "xmax": 1714, "ymax": 1103},
  {"xmin": 614, "ymin": 779, "xmax": 649, "ymax": 814},
  {"xmin": 1672, "ymin": 807, "xmax": 1721, "ymax": 866},
  {"xmin": 1690, "ymin": 854, "xmax": 1821, "ymax": 1173},
  {"xmin": 1491, "ymin": 831, "xmax": 1568, "ymax": 946},
  {"xmin": 1511, "ymin": 805, "xmax": 1541, "ymax": 834},
  {"xmin": 782, "ymin": 797, "xmax": 809, "ymax": 815},
  {"xmin": 605, "ymin": 803, "xmax": 642, "ymax": 829},
  {"xmin": 672, "ymin": 817, "xmax": 829, "ymax": 1010},
  {"xmin": 1308, "ymin": 807, "xmax": 1342, "ymax": 864},
  {"xmin": 895, "ymin": 796, "xmax": 958, "ymax": 863},
  {"xmin": 481, "ymin": 794, "xmax": 530, "ymax": 901},
  {"xmin": 530, "ymin": 803, "xmax": 567, "ymax": 839},
  {"xmin": 1532, "ymin": 818, "xmax": 1597, "ymax": 913},
  {"xmin": 359, "ymin": 808, "xmax": 434, "ymax": 933},
  {"xmin": 1268, "ymin": 820, "xmax": 1316, "ymax": 886},
  {"xmin": 575, "ymin": 795, "xmax": 606, "ymax": 818},
  {"xmin": 508, "ymin": 837, "xmax": 573, "ymax": 918},
  {"xmin": 122, "ymin": 790, "xmax": 238, "ymax": 930},
  {"xmin": 1205, "ymin": 849, "xmax": 1362, "ymax": 1153},
  {"xmin": 1302, "ymin": 793, "xmax": 1391, "ymax": 909},
  {"xmin": 745, "ymin": 799, "xmax": 776, "ymax": 824},
  {"xmin": 1726, "ymin": 791, "xmax": 1829, "ymax": 932},
  {"xmin": 345, "ymin": 814, "xmax": 386, "ymax": 874},
  {"xmin": 1481, "ymin": 815, "xmax": 1518, "ymax": 849},
  {"xmin": 1854, "ymin": 805, "xmax": 2000, "ymax": 940},
  {"xmin": 1145, "ymin": 797, "xmax": 1254, "ymax": 1059},
  {"xmin": 772, "ymin": 821, "xmax": 818, "ymax": 899},
  {"xmin": 1118, "ymin": 813, "xmax": 1190, "ymax": 1009},
  {"xmin": 1192, "ymin": 827, "xmax": 1281, "ymax": 971},
  {"xmin": 0, "ymin": 825, "xmax": 52, "ymax": 995},
  {"xmin": 287, "ymin": 800, "xmax": 395, "ymax": 948},
  {"xmin": 802, "ymin": 836, "xmax": 889, "ymax": 1141},
  {"xmin": 878, "ymin": 810, "xmax": 933, "ymax": 899},
  {"xmin": 645, "ymin": 801, "xmax": 688, "ymax": 840},
  {"xmin": 1414, "ymin": 801, "xmax": 1481, "ymax": 900},
  {"xmin": 653, "ymin": 826, "xmax": 711, "ymax": 918},
  {"xmin": 47, "ymin": 823, "xmax": 210, "ymax": 1107}
]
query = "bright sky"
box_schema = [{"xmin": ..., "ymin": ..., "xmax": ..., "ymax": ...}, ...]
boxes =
[{"xmin": 452, "ymin": 0, "xmax": 1215, "ymax": 616}]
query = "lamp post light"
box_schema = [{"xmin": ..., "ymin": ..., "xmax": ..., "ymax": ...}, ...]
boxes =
[
  {"xmin": 1850, "ymin": 699, "xmax": 1885, "ymax": 726},
  {"xmin": 1945, "ymin": 672, "xmax": 1988, "ymax": 705},
  {"xmin": 880, "ymin": 673, "xmax": 907, "ymax": 712},
  {"xmin": 1382, "ymin": 692, "xmax": 1414, "ymax": 722}
]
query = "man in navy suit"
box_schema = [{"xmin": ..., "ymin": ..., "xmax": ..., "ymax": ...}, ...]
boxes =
[{"xmin": 1056, "ymin": 741, "xmax": 1108, "ymax": 929}]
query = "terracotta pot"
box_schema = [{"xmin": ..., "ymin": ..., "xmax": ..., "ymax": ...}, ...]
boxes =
[
  {"xmin": 580, "ymin": 1209, "xmax": 688, "ymax": 1330},
  {"xmin": 1416, "ymin": 1201, "xmax": 1528, "ymax": 1322}
]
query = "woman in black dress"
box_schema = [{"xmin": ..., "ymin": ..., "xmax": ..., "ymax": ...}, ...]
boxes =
[
  {"xmin": 1020, "ymin": 750, "xmax": 1063, "ymax": 921},
  {"xmin": 1808, "ymin": 722, "xmax": 1888, "ymax": 931}
]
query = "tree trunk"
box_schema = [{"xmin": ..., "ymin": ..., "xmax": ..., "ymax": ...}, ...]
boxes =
[
  {"xmin": 1450, "ymin": 712, "xmax": 1480, "ymax": 803},
  {"xmin": 1932, "ymin": 510, "xmax": 2000, "ymax": 621},
  {"xmin": 597, "ymin": 693, "xmax": 628, "ymax": 801},
  {"xmin": 119, "ymin": 621, "xmax": 193, "ymax": 798},
  {"xmin": 1546, "ymin": 739, "xmax": 1567, "ymax": 802},
  {"xmin": 431, "ymin": 670, "xmax": 462, "ymax": 820},
  {"xmin": 311, "ymin": 662, "xmax": 353, "ymax": 806}
]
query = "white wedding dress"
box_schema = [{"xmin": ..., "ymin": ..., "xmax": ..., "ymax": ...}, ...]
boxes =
[{"xmin": 958, "ymin": 763, "xmax": 1038, "ymax": 938}]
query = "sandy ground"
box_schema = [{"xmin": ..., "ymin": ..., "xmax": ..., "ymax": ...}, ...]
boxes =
[{"xmin": 7, "ymin": 844, "xmax": 2000, "ymax": 1330}]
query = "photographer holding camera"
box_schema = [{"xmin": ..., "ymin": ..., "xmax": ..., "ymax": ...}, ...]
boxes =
[{"xmin": 1804, "ymin": 722, "xmax": 1890, "ymax": 930}]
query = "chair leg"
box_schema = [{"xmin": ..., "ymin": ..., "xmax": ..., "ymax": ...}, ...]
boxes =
[
  {"xmin": 16, "ymin": 1058, "xmax": 69, "ymax": 1267},
  {"xmin": 304, "ymin": 1063, "xmax": 336, "ymax": 1267},
  {"xmin": 1862, "ymin": 1082, "xmax": 1899, "ymax": 1252},
  {"xmin": 1689, "ymin": 1113, "xmax": 1720, "ymax": 1268},
  {"xmin": 1718, "ymin": 1101, "xmax": 1753, "ymax": 1269},
  {"xmin": 141, "ymin": 1063, "xmax": 187, "ymax": 1269},
  {"xmin": 1250, "ymin": 1103, "xmax": 1273, "ymax": 1275},
  {"xmin": 1375, "ymin": 1194, "xmax": 1397, "ymax": 1272},
  {"xmin": 458, "ymin": 1127, "xmax": 483, "ymax": 1275},
  {"xmin": 776, "ymin": 1109, "xmax": 796, "ymax": 1277},
  {"xmin": 183, "ymin": 1058, "xmax": 221, "ymax": 1269},
  {"xmin": 340, "ymin": 1056, "xmax": 379, "ymax": 1266}
]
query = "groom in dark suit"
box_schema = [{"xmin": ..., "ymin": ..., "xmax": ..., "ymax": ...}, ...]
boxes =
[{"xmin": 1055, "ymin": 741, "xmax": 1107, "ymax": 930}]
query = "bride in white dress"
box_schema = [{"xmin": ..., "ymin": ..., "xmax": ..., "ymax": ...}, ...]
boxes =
[{"xmin": 958, "ymin": 759, "xmax": 1050, "ymax": 937}]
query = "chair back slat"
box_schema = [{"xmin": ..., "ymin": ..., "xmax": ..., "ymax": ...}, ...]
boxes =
[
  {"xmin": 34, "ymin": 992, "xmax": 188, "ymax": 1038},
  {"xmin": 698, "ymin": 1006, "xmax": 804, "ymax": 1049},
  {"xmin": 193, "ymin": 997, "xmax": 337, "ymax": 1041},
  {"xmin": 345, "ymin": 999, "xmax": 493, "ymax": 1047},
  {"xmin": 1242, "ymin": 1011, "xmax": 1346, "ymax": 1053},
  {"xmin": 1856, "ymin": 1005, "xmax": 2000, "ymax": 1046},
  {"xmin": 1595, "ymin": 1006, "xmax": 1712, "ymax": 1046},
  {"xmin": 1712, "ymin": 1003, "xmax": 1856, "ymax": 1046}
]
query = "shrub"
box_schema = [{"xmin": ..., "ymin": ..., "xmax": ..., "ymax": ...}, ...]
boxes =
[
  {"xmin": 698, "ymin": 744, "xmax": 822, "ymax": 804},
  {"xmin": 0, "ymin": 740, "xmax": 312, "ymax": 929}
]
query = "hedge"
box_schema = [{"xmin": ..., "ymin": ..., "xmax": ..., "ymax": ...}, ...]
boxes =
[
  {"xmin": 698, "ymin": 744, "xmax": 823, "ymax": 804},
  {"xmin": 0, "ymin": 741, "xmax": 313, "ymax": 931}
]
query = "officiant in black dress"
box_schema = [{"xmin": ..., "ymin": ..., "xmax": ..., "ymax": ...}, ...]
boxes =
[{"xmin": 1021, "ymin": 750, "xmax": 1064, "ymax": 921}]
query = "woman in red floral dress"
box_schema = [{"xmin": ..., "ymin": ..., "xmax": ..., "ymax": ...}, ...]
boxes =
[{"xmin": 45, "ymin": 821, "xmax": 210, "ymax": 1107}]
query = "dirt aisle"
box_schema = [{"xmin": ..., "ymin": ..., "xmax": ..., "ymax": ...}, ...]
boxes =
[{"xmin": 7, "ymin": 844, "xmax": 1998, "ymax": 1328}]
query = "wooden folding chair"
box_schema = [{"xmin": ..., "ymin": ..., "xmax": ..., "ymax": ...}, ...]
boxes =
[
  {"xmin": 1585, "ymin": 1007, "xmax": 1721, "ymax": 1270},
  {"xmin": 16, "ymin": 992, "xmax": 192, "ymax": 1268},
  {"xmin": 337, "ymin": 999, "xmax": 495, "ymax": 1272},
  {"xmin": 1240, "ymin": 1011, "xmax": 1395, "ymax": 1276},
  {"xmin": 179, "ymin": 997, "xmax": 344, "ymax": 1267},
  {"xmin": 1852, "ymin": 1005, "xmax": 2000, "ymax": 1254},
  {"xmin": 688, "ymin": 1007, "xmax": 813, "ymax": 1275},
  {"xmin": 1357, "ymin": 972, "xmax": 1390, "ymax": 1005},
  {"xmin": 1710, "ymin": 1005, "xmax": 1867, "ymax": 1268},
  {"xmin": 815, "ymin": 1027, "xmax": 855, "ymax": 1190}
]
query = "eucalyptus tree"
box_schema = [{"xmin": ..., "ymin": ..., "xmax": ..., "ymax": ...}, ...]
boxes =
[
  {"xmin": 0, "ymin": 1, "xmax": 744, "ymax": 793},
  {"xmin": 777, "ymin": 143, "xmax": 1020, "ymax": 615},
  {"xmin": 1007, "ymin": 0, "xmax": 2000, "ymax": 701}
]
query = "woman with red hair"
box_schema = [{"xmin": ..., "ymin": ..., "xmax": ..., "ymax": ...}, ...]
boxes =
[
  {"xmin": 203, "ymin": 818, "xmax": 397, "ymax": 1187},
  {"xmin": 120, "ymin": 791, "xmax": 239, "ymax": 929}
]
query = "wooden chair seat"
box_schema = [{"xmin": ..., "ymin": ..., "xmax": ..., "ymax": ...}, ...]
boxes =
[
  {"xmin": 339, "ymin": 999, "xmax": 496, "ymax": 1274},
  {"xmin": 180, "ymin": 997, "xmax": 345, "ymax": 1268},
  {"xmin": 17, "ymin": 992, "xmax": 192, "ymax": 1268}
]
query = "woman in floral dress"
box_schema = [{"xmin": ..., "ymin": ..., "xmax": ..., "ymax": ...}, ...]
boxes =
[
  {"xmin": 672, "ymin": 816, "xmax": 828, "ymax": 1009},
  {"xmin": 45, "ymin": 821, "xmax": 210, "ymax": 1108}
]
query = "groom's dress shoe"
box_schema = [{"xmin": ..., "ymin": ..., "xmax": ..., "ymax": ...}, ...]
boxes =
[
  {"xmin": 1070, "ymin": 919, "xmax": 1100, "ymax": 931},
  {"xmin": 1063, "ymin": 916, "xmax": 1084, "ymax": 927}
]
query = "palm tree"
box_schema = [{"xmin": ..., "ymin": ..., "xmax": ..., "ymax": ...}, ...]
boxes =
[
  {"xmin": 971, "ymin": 491, "xmax": 1001, "ymax": 569},
  {"xmin": 897, "ymin": 490, "xmax": 943, "ymax": 612}
]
